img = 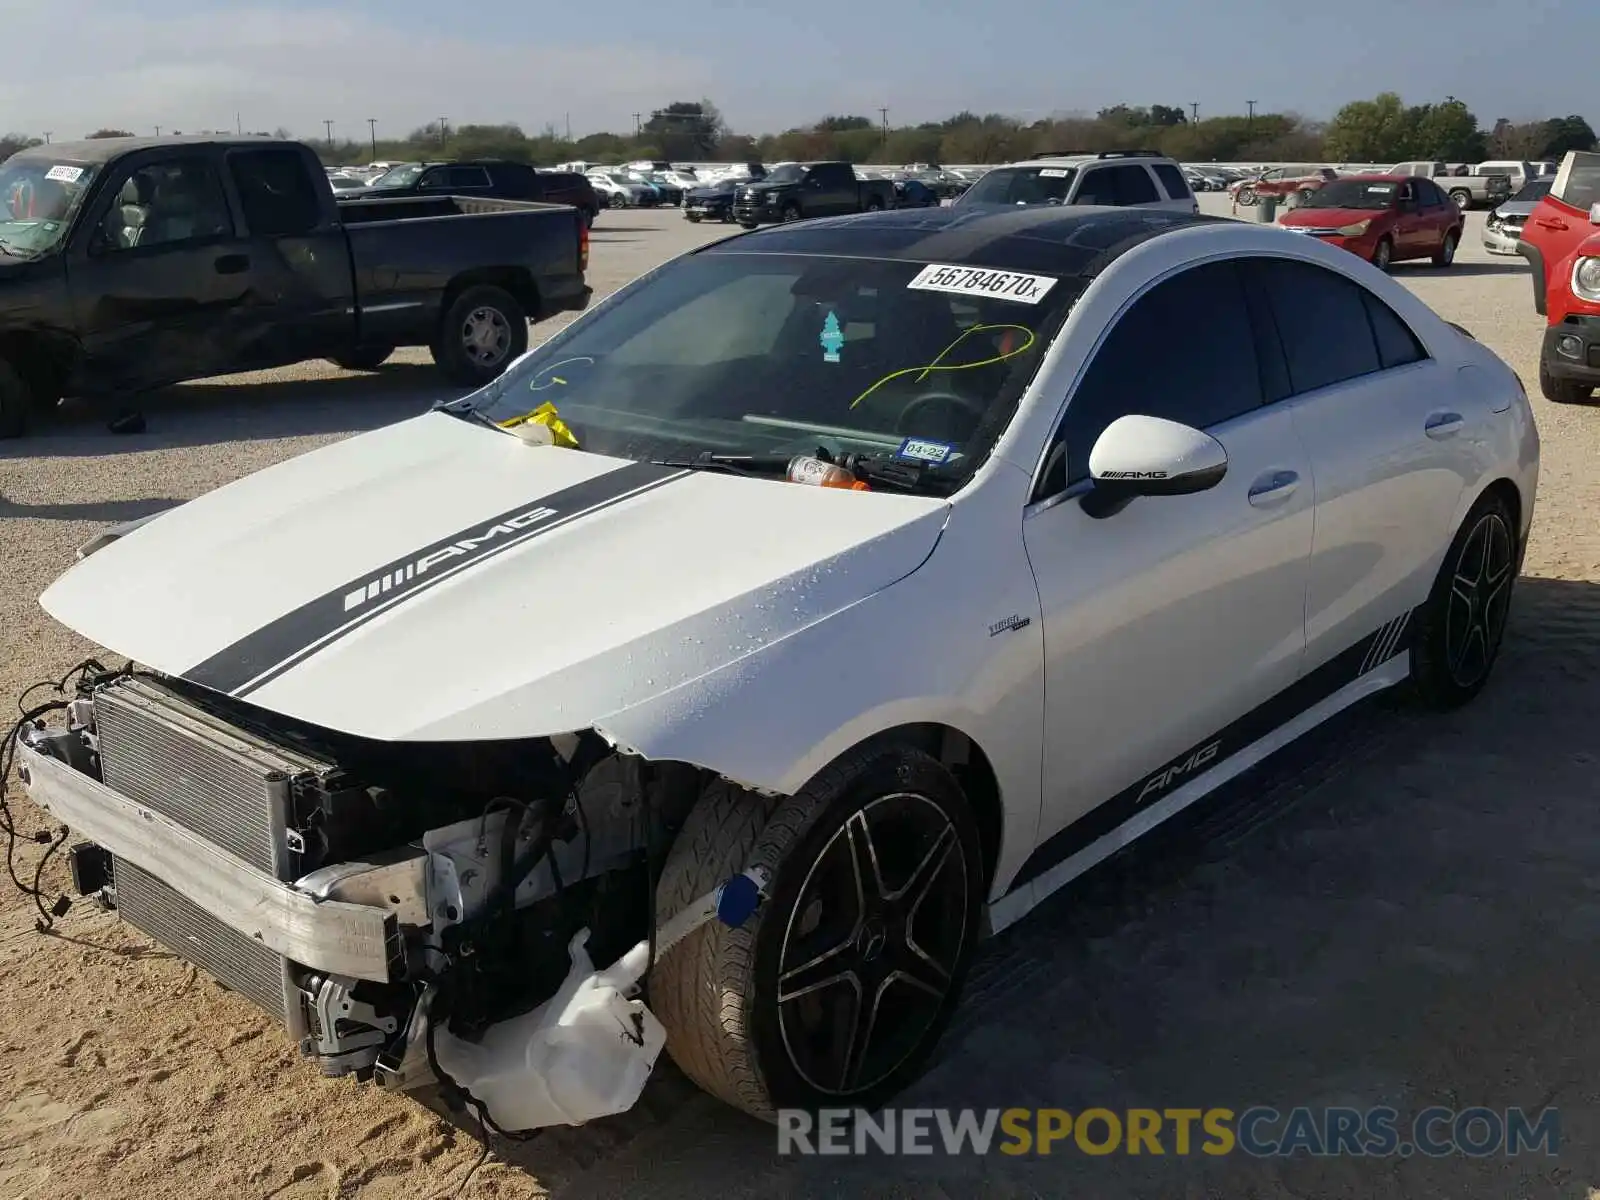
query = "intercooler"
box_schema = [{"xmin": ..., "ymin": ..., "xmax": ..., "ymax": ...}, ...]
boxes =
[{"xmin": 91, "ymin": 678, "xmax": 339, "ymax": 1028}]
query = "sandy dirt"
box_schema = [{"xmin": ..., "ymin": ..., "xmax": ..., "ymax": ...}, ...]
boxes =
[{"xmin": 2, "ymin": 199, "xmax": 1599, "ymax": 1198}]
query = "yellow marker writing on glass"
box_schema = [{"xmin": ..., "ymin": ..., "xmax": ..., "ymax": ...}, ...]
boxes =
[{"xmin": 850, "ymin": 324, "xmax": 1036, "ymax": 409}]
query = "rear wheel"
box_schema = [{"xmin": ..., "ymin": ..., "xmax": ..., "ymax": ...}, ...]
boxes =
[
  {"xmin": 1539, "ymin": 359, "xmax": 1595, "ymax": 404},
  {"xmin": 1372, "ymin": 236, "xmax": 1394, "ymax": 272},
  {"xmin": 1408, "ymin": 491, "xmax": 1518, "ymax": 709},
  {"xmin": 865, "ymin": 197, "xmax": 884, "ymax": 212},
  {"xmin": 430, "ymin": 285, "xmax": 528, "ymax": 388},
  {"xmin": 0, "ymin": 358, "xmax": 33, "ymax": 439},
  {"xmin": 1237, "ymin": 187, "xmax": 1257, "ymax": 206},
  {"xmin": 652, "ymin": 745, "xmax": 984, "ymax": 1122},
  {"xmin": 609, "ymin": 192, "xmax": 627, "ymax": 209},
  {"xmin": 328, "ymin": 345, "xmax": 395, "ymax": 372},
  {"xmin": 1297, "ymin": 187, "xmax": 1315, "ymax": 203},
  {"xmin": 1432, "ymin": 230, "xmax": 1458, "ymax": 267},
  {"xmin": 1448, "ymin": 188, "xmax": 1473, "ymax": 210}
]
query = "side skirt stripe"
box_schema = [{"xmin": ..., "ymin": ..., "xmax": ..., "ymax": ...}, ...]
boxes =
[
  {"xmin": 183, "ymin": 461, "xmax": 690, "ymax": 697},
  {"xmin": 1003, "ymin": 609, "xmax": 1419, "ymax": 897}
]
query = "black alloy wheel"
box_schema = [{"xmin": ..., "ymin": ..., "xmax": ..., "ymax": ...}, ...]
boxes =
[
  {"xmin": 1442, "ymin": 508, "xmax": 1515, "ymax": 691},
  {"xmin": 773, "ymin": 791, "xmax": 970, "ymax": 1098}
]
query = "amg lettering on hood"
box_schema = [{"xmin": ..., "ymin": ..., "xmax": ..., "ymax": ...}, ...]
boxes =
[{"xmin": 183, "ymin": 460, "xmax": 689, "ymax": 698}]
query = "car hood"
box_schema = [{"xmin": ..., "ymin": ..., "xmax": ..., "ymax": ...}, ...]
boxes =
[
  {"xmin": 1491, "ymin": 201, "xmax": 1539, "ymax": 219},
  {"xmin": 740, "ymin": 180, "xmax": 792, "ymax": 194},
  {"xmin": 1280, "ymin": 207, "xmax": 1386, "ymax": 227},
  {"xmin": 40, "ymin": 412, "xmax": 949, "ymax": 742}
]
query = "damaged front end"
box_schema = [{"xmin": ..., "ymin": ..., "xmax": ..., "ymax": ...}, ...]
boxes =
[{"xmin": 14, "ymin": 669, "xmax": 763, "ymax": 1133}]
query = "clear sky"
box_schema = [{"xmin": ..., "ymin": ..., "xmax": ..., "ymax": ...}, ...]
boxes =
[{"xmin": 5, "ymin": 0, "xmax": 1592, "ymax": 143}]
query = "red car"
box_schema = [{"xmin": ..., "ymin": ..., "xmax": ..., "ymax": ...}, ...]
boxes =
[
  {"xmin": 1515, "ymin": 150, "xmax": 1600, "ymax": 402},
  {"xmin": 1228, "ymin": 165, "xmax": 1336, "ymax": 206},
  {"xmin": 1276, "ymin": 174, "xmax": 1464, "ymax": 271}
]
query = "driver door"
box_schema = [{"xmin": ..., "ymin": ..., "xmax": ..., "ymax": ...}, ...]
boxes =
[{"xmin": 1020, "ymin": 259, "xmax": 1314, "ymax": 860}]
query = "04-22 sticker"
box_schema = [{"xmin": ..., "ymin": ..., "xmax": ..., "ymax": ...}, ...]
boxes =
[{"xmin": 907, "ymin": 263, "xmax": 1058, "ymax": 305}]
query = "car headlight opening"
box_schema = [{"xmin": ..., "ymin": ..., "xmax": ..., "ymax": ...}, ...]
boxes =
[
  {"xmin": 1573, "ymin": 256, "xmax": 1600, "ymax": 302},
  {"xmin": 1337, "ymin": 219, "xmax": 1372, "ymax": 237}
]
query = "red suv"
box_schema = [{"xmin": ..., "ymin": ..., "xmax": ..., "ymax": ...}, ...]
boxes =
[
  {"xmin": 1277, "ymin": 175, "xmax": 1464, "ymax": 270},
  {"xmin": 1517, "ymin": 151, "xmax": 1600, "ymax": 402},
  {"xmin": 1229, "ymin": 165, "xmax": 1337, "ymax": 206}
]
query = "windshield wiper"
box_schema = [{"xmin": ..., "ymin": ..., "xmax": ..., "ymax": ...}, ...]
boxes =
[
  {"xmin": 643, "ymin": 451, "xmax": 792, "ymax": 478},
  {"xmin": 431, "ymin": 397, "xmax": 512, "ymax": 434}
]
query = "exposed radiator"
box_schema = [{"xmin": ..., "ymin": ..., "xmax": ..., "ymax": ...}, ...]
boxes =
[
  {"xmin": 90, "ymin": 677, "xmax": 338, "ymax": 1032},
  {"xmin": 112, "ymin": 858, "xmax": 294, "ymax": 1023}
]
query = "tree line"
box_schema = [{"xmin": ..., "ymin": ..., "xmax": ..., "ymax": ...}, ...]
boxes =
[{"xmin": 0, "ymin": 94, "xmax": 1593, "ymax": 168}]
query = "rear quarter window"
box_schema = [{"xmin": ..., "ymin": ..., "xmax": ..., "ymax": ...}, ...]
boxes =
[{"xmin": 1151, "ymin": 163, "xmax": 1191, "ymax": 200}]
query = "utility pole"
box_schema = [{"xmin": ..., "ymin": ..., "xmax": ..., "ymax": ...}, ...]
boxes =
[
  {"xmin": 236, "ymin": 112, "xmax": 242, "ymax": 135},
  {"xmin": 1190, "ymin": 102, "xmax": 1199, "ymax": 124},
  {"xmin": 154, "ymin": 125, "xmax": 161, "ymax": 137},
  {"xmin": 323, "ymin": 119, "xmax": 333, "ymax": 147},
  {"xmin": 438, "ymin": 117, "xmax": 448, "ymax": 148},
  {"xmin": 632, "ymin": 113, "xmax": 642, "ymax": 137},
  {"xmin": 565, "ymin": 112, "xmax": 571, "ymax": 141},
  {"xmin": 1246, "ymin": 99, "xmax": 1257, "ymax": 137},
  {"xmin": 42, "ymin": 132, "xmax": 51, "ymax": 144},
  {"xmin": 367, "ymin": 118, "xmax": 377, "ymax": 159},
  {"xmin": 879, "ymin": 107, "xmax": 889, "ymax": 157}
]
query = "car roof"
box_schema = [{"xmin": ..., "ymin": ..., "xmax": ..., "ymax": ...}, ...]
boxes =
[
  {"xmin": 9, "ymin": 134, "xmax": 288, "ymax": 165},
  {"xmin": 1005, "ymin": 152, "xmax": 1175, "ymax": 168},
  {"xmin": 700, "ymin": 205, "xmax": 1226, "ymax": 279}
]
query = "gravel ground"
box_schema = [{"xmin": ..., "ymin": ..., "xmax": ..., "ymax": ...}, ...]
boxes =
[{"xmin": 2, "ymin": 196, "xmax": 1599, "ymax": 1199}]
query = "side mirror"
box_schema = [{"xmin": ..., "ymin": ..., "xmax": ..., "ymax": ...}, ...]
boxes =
[
  {"xmin": 1080, "ymin": 414, "xmax": 1228, "ymax": 519},
  {"xmin": 1589, "ymin": 201, "xmax": 1600, "ymax": 226}
]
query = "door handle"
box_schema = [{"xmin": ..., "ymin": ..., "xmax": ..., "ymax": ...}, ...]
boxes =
[
  {"xmin": 1534, "ymin": 217, "xmax": 1568, "ymax": 231},
  {"xmin": 214, "ymin": 254, "xmax": 250, "ymax": 275},
  {"xmin": 1425, "ymin": 411, "xmax": 1464, "ymax": 438},
  {"xmin": 1247, "ymin": 469, "xmax": 1300, "ymax": 507}
]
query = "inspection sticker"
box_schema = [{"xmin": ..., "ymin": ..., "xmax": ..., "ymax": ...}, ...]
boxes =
[
  {"xmin": 44, "ymin": 165, "xmax": 83, "ymax": 183},
  {"xmin": 907, "ymin": 263, "xmax": 1057, "ymax": 305},
  {"xmin": 896, "ymin": 437, "xmax": 953, "ymax": 464},
  {"xmin": 1037, "ymin": 168, "xmax": 1071, "ymax": 178}
]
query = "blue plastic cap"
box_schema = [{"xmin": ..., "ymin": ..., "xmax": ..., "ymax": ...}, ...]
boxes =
[{"xmin": 715, "ymin": 872, "xmax": 762, "ymax": 928}]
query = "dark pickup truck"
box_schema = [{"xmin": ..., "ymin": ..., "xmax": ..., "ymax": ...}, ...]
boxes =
[
  {"xmin": 0, "ymin": 136, "xmax": 590, "ymax": 437},
  {"xmin": 363, "ymin": 159, "xmax": 600, "ymax": 226},
  {"xmin": 732, "ymin": 161, "xmax": 896, "ymax": 227}
]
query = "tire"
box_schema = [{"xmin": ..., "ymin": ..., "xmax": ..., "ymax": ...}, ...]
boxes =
[
  {"xmin": 865, "ymin": 197, "xmax": 884, "ymax": 213},
  {"xmin": 1372, "ymin": 236, "xmax": 1394, "ymax": 272},
  {"xmin": 328, "ymin": 346, "xmax": 395, "ymax": 372},
  {"xmin": 1407, "ymin": 491, "xmax": 1518, "ymax": 709},
  {"xmin": 652, "ymin": 745, "xmax": 984, "ymax": 1123},
  {"xmin": 1538, "ymin": 358, "xmax": 1594, "ymax": 404},
  {"xmin": 0, "ymin": 357, "xmax": 33, "ymax": 439},
  {"xmin": 430, "ymin": 284, "xmax": 528, "ymax": 388},
  {"xmin": 1432, "ymin": 230, "xmax": 1458, "ymax": 267},
  {"xmin": 779, "ymin": 203, "xmax": 802, "ymax": 223},
  {"xmin": 685, "ymin": 212, "xmax": 701, "ymax": 223},
  {"xmin": 1448, "ymin": 188, "xmax": 1473, "ymax": 210},
  {"xmin": 738, "ymin": 221, "xmax": 759, "ymax": 230},
  {"xmin": 1237, "ymin": 187, "xmax": 1257, "ymax": 206},
  {"xmin": 583, "ymin": 208, "xmax": 596, "ymax": 229},
  {"xmin": 609, "ymin": 192, "xmax": 626, "ymax": 209},
  {"xmin": 1297, "ymin": 187, "xmax": 1315, "ymax": 203}
]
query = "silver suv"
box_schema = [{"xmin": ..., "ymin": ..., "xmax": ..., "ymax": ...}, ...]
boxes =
[{"xmin": 954, "ymin": 150, "xmax": 1198, "ymax": 213}]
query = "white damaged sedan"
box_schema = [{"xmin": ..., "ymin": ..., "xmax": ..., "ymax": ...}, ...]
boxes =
[{"xmin": 13, "ymin": 204, "xmax": 1538, "ymax": 1130}]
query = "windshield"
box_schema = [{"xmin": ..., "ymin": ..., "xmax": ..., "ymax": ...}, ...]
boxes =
[
  {"xmin": 764, "ymin": 165, "xmax": 805, "ymax": 184},
  {"xmin": 469, "ymin": 252, "xmax": 1082, "ymax": 490},
  {"xmin": 372, "ymin": 164, "xmax": 424, "ymax": 188},
  {"xmin": 0, "ymin": 155, "xmax": 98, "ymax": 256},
  {"xmin": 958, "ymin": 166, "xmax": 1077, "ymax": 206},
  {"xmin": 1308, "ymin": 179, "xmax": 1398, "ymax": 210},
  {"xmin": 1511, "ymin": 179, "xmax": 1552, "ymax": 203}
]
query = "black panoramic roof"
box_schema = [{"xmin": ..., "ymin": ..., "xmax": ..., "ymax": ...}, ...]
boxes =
[
  {"xmin": 700, "ymin": 205, "xmax": 1227, "ymax": 279},
  {"xmin": 11, "ymin": 135, "xmax": 287, "ymax": 165}
]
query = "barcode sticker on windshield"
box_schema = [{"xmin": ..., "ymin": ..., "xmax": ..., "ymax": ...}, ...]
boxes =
[
  {"xmin": 1037, "ymin": 168, "xmax": 1071, "ymax": 178},
  {"xmin": 44, "ymin": 165, "xmax": 83, "ymax": 183},
  {"xmin": 907, "ymin": 263, "xmax": 1057, "ymax": 305}
]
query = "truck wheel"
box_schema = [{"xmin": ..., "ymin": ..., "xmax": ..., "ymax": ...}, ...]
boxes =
[
  {"xmin": 1539, "ymin": 359, "xmax": 1594, "ymax": 404},
  {"xmin": 0, "ymin": 358, "xmax": 34, "ymax": 439},
  {"xmin": 651, "ymin": 745, "xmax": 984, "ymax": 1122},
  {"xmin": 779, "ymin": 204, "xmax": 802, "ymax": 223},
  {"xmin": 431, "ymin": 285, "xmax": 528, "ymax": 388},
  {"xmin": 685, "ymin": 212, "xmax": 701, "ymax": 223},
  {"xmin": 329, "ymin": 346, "xmax": 395, "ymax": 372},
  {"xmin": 1448, "ymin": 188, "xmax": 1473, "ymax": 210},
  {"xmin": 865, "ymin": 197, "xmax": 884, "ymax": 212}
]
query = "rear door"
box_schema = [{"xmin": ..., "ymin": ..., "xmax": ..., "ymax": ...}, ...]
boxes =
[
  {"xmin": 1415, "ymin": 178, "xmax": 1457, "ymax": 251},
  {"xmin": 807, "ymin": 162, "xmax": 857, "ymax": 214},
  {"xmin": 67, "ymin": 151, "xmax": 256, "ymax": 391},
  {"xmin": 1150, "ymin": 162, "xmax": 1198, "ymax": 212},
  {"xmin": 1521, "ymin": 151, "xmax": 1600, "ymax": 312},
  {"xmin": 1392, "ymin": 180, "xmax": 1429, "ymax": 256},
  {"xmin": 219, "ymin": 146, "xmax": 355, "ymax": 365},
  {"xmin": 1246, "ymin": 256, "xmax": 1467, "ymax": 671}
]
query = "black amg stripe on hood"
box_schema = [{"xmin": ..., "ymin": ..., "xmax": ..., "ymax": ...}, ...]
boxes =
[{"xmin": 183, "ymin": 460, "xmax": 688, "ymax": 698}]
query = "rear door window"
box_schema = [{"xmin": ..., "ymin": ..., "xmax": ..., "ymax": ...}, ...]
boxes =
[
  {"xmin": 227, "ymin": 148, "xmax": 323, "ymax": 237},
  {"xmin": 1249, "ymin": 258, "xmax": 1384, "ymax": 394},
  {"xmin": 1110, "ymin": 165, "xmax": 1159, "ymax": 204}
]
